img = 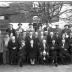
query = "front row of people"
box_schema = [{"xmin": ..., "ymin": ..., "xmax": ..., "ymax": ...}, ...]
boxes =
[{"xmin": 3, "ymin": 31, "xmax": 72, "ymax": 67}]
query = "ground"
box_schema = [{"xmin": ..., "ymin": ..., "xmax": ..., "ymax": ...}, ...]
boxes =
[{"xmin": 0, "ymin": 64, "xmax": 72, "ymax": 72}]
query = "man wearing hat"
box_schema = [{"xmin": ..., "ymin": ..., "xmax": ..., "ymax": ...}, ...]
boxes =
[
  {"xmin": 16, "ymin": 23, "xmax": 24, "ymax": 33},
  {"xmin": 6, "ymin": 24, "xmax": 16, "ymax": 37},
  {"xmin": 26, "ymin": 23, "xmax": 35, "ymax": 36},
  {"xmin": 27, "ymin": 23, "xmax": 34, "ymax": 31},
  {"xmin": 54, "ymin": 24, "xmax": 62, "ymax": 37},
  {"xmin": 61, "ymin": 24, "xmax": 70, "ymax": 38}
]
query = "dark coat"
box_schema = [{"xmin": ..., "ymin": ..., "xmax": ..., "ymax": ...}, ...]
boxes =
[
  {"xmin": 29, "ymin": 40, "xmax": 39, "ymax": 59},
  {"xmin": 55, "ymin": 36, "xmax": 61, "ymax": 46},
  {"xmin": 6, "ymin": 28, "xmax": 16, "ymax": 36},
  {"xmin": 47, "ymin": 35, "xmax": 56, "ymax": 47},
  {"xmin": 49, "ymin": 43, "xmax": 58, "ymax": 57},
  {"xmin": 25, "ymin": 35, "xmax": 34, "ymax": 55},
  {"xmin": 8, "ymin": 40, "xmax": 20, "ymax": 63},
  {"xmin": 18, "ymin": 45, "xmax": 26, "ymax": 59},
  {"xmin": 67, "ymin": 37, "xmax": 72, "ymax": 54},
  {"xmin": 8, "ymin": 40, "xmax": 20, "ymax": 53},
  {"xmin": 59, "ymin": 40, "xmax": 70, "ymax": 58}
]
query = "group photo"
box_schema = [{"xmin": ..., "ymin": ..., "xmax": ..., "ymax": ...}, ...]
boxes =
[{"xmin": 0, "ymin": 1, "xmax": 72, "ymax": 72}]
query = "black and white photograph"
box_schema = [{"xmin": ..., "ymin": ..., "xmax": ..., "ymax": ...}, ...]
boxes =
[{"xmin": 0, "ymin": 0, "xmax": 72, "ymax": 72}]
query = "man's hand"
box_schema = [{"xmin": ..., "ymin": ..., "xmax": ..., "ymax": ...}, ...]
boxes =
[
  {"xmin": 13, "ymin": 47, "xmax": 16, "ymax": 50},
  {"xmin": 64, "ymin": 49, "xmax": 67, "ymax": 51},
  {"xmin": 51, "ymin": 47, "xmax": 54, "ymax": 49},
  {"xmin": 62, "ymin": 46, "xmax": 64, "ymax": 48}
]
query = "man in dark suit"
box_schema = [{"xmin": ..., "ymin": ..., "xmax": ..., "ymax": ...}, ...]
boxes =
[
  {"xmin": 8, "ymin": 36, "xmax": 20, "ymax": 65},
  {"xmin": 16, "ymin": 23, "xmax": 24, "ymax": 33},
  {"xmin": 18, "ymin": 40, "xmax": 26, "ymax": 67},
  {"xmin": 29, "ymin": 39, "xmax": 38, "ymax": 65},
  {"xmin": 25, "ymin": 31, "xmax": 34, "ymax": 63},
  {"xmin": 61, "ymin": 25, "xmax": 70, "ymax": 37},
  {"xmin": 67, "ymin": 32, "xmax": 72, "ymax": 63},
  {"xmin": 59, "ymin": 39, "xmax": 70, "ymax": 64},
  {"xmin": 49, "ymin": 39, "xmax": 58, "ymax": 66},
  {"xmin": 55, "ymin": 32, "xmax": 61, "ymax": 46},
  {"xmin": 6, "ymin": 24, "xmax": 16, "ymax": 37},
  {"xmin": 47, "ymin": 32, "xmax": 56, "ymax": 47}
]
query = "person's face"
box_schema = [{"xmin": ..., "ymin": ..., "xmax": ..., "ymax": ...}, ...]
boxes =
[
  {"xmin": 11, "ymin": 36, "xmax": 15, "ymax": 41},
  {"xmin": 44, "ymin": 31, "xmax": 48, "ymax": 35},
  {"xmin": 29, "ymin": 32, "xmax": 33, "ymax": 36},
  {"xmin": 62, "ymin": 34, "xmax": 65, "ymax": 38},
  {"xmin": 9, "ymin": 25, "xmax": 13, "ymax": 29},
  {"xmin": 19, "ymin": 24, "xmax": 22, "ymax": 28},
  {"xmin": 50, "ymin": 32, "xmax": 54, "ymax": 36},
  {"xmin": 30, "ymin": 32, "xmax": 33, "ymax": 35},
  {"xmin": 56, "ymin": 33, "xmax": 58, "ymax": 37},
  {"xmin": 62, "ymin": 39, "xmax": 65, "ymax": 44},
  {"xmin": 12, "ymin": 38, "xmax": 15, "ymax": 42},
  {"xmin": 43, "ymin": 39, "xmax": 46, "ymax": 44},
  {"xmin": 52, "ymin": 40, "xmax": 55, "ymax": 44},
  {"xmin": 30, "ymin": 40, "xmax": 33, "ymax": 44},
  {"xmin": 29, "ymin": 25, "xmax": 32, "ymax": 28},
  {"xmin": 41, "ymin": 31, "xmax": 43, "ymax": 35},
  {"xmin": 5, "ymin": 34, "xmax": 9, "ymax": 38},
  {"xmin": 35, "ymin": 32, "xmax": 38, "ymax": 37}
]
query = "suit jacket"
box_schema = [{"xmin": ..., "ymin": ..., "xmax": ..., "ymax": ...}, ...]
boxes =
[
  {"xmin": 29, "ymin": 40, "xmax": 39, "ymax": 58},
  {"xmin": 16, "ymin": 27, "xmax": 24, "ymax": 33},
  {"xmin": 60, "ymin": 42, "xmax": 69, "ymax": 50},
  {"xmin": 67, "ymin": 37, "xmax": 72, "ymax": 53},
  {"xmin": 67, "ymin": 37, "xmax": 72, "ymax": 46},
  {"xmin": 8, "ymin": 40, "xmax": 20, "ymax": 51},
  {"xmin": 49, "ymin": 43, "xmax": 58, "ymax": 51},
  {"xmin": 47, "ymin": 35, "xmax": 56, "ymax": 46},
  {"xmin": 55, "ymin": 36, "xmax": 61, "ymax": 46},
  {"xmin": 19, "ymin": 45, "xmax": 26, "ymax": 56},
  {"xmin": 54, "ymin": 28, "xmax": 62, "ymax": 37},
  {"xmin": 6, "ymin": 28, "xmax": 16, "ymax": 36}
]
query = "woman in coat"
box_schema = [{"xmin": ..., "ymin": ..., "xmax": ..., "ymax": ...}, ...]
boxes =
[{"xmin": 8, "ymin": 36, "xmax": 20, "ymax": 65}]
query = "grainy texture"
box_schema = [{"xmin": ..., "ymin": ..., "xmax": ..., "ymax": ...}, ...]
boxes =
[{"xmin": 0, "ymin": 65, "xmax": 71, "ymax": 72}]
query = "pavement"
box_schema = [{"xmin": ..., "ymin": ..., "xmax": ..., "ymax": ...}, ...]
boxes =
[{"xmin": 0, "ymin": 64, "xmax": 72, "ymax": 72}]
